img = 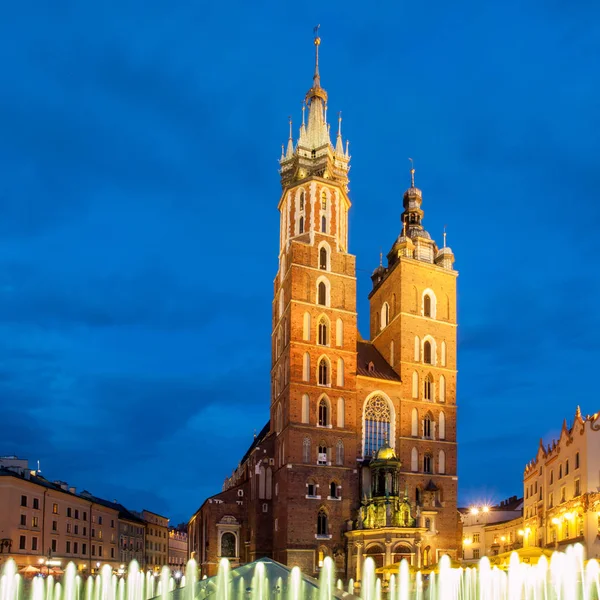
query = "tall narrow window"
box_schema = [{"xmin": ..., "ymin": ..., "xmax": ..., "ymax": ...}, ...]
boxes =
[
  {"xmin": 318, "ymin": 398, "xmax": 329, "ymax": 427},
  {"xmin": 317, "ymin": 510, "xmax": 328, "ymax": 536},
  {"xmin": 423, "ymin": 413, "xmax": 432, "ymax": 439},
  {"xmin": 302, "ymin": 394, "xmax": 310, "ymax": 424},
  {"xmin": 412, "ymin": 372, "xmax": 419, "ymax": 398},
  {"xmin": 329, "ymin": 482, "xmax": 338, "ymax": 498},
  {"xmin": 303, "ymin": 353, "xmax": 310, "ymax": 382},
  {"xmin": 441, "ymin": 341, "xmax": 447, "ymax": 366},
  {"xmin": 336, "ymin": 358, "xmax": 344, "ymax": 386},
  {"xmin": 318, "ymin": 281, "xmax": 327, "ymax": 306},
  {"xmin": 299, "ymin": 216, "xmax": 304, "ymax": 234},
  {"xmin": 424, "ymin": 294, "xmax": 432, "ymax": 317},
  {"xmin": 318, "ymin": 358, "xmax": 329, "ymax": 386},
  {"xmin": 414, "ymin": 336, "xmax": 420, "ymax": 361},
  {"xmin": 302, "ymin": 437, "xmax": 311, "ymax": 463},
  {"xmin": 439, "ymin": 375, "xmax": 446, "ymax": 402},
  {"xmin": 319, "ymin": 247, "xmax": 328, "ymax": 270},
  {"xmin": 321, "ymin": 191, "xmax": 327, "ymax": 209},
  {"xmin": 423, "ymin": 454, "xmax": 432, "ymax": 473},
  {"xmin": 318, "ymin": 317, "xmax": 329, "ymax": 345},
  {"xmin": 411, "ymin": 408, "xmax": 418, "ymax": 437},
  {"xmin": 337, "ymin": 397, "xmax": 345, "ymax": 428},
  {"xmin": 336, "ymin": 319, "xmax": 343, "ymax": 347},
  {"xmin": 381, "ymin": 303, "xmax": 390, "ymax": 329},
  {"xmin": 411, "ymin": 448, "xmax": 418, "ymax": 472},
  {"xmin": 439, "ymin": 411, "xmax": 446, "ymax": 440},
  {"xmin": 424, "ymin": 375, "xmax": 433, "ymax": 401},
  {"xmin": 423, "ymin": 341, "xmax": 432, "ymax": 364},
  {"xmin": 299, "ymin": 190, "xmax": 305, "ymax": 211},
  {"xmin": 303, "ymin": 312, "xmax": 311, "ymax": 341},
  {"xmin": 336, "ymin": 439, "xmax": 344, "ymax": 465},
  {"xmin": 390, "ymin": 340, "xmax": 394, "ymax": 367},
  {"xmin": 321, "ymin": 216, "xmax": 327, "ymax": 233},
  {"xmin": 363, "ymin": 395, "xmax": 392, "ymax": 457}
]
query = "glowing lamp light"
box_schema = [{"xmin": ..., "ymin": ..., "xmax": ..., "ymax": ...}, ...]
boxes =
[
  {"xmin": 564, "ymin": 512, "xmax": 574, "ymax": 521},
  {"xmin": 551, "ymin": 517, "xmax": 560, "ymax": 525},
  {"xmin": 482, "ymin": 506, "xmax": 490, "ymax": 513},
  {"xmin": 500, "ymin": 536, "xmax": 506, "ymax": 542},
  {"xmin": 470, "ymin": 507, "xmax": 479, "ymax": 515},
  {"xmin": 463, "ymin": 538, "xmax": 472, "ymax": 546},
  {"xmin": 518, "ymin": 529, "xmax": 524, "ymax": 536}
]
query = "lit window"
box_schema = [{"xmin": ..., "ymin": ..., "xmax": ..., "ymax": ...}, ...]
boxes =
[
  {"xmin": 317, "ymin": 445, "xmax": 327, "ymax": 465},
  {"xmin": 299, "ymin": 190, "xmax": 305, "ymax": 211},
  {"xmin": 363, "ymin": 395, "xmax": 392, "ymax": 457},
  {"xmin": 321, "ymin": 191, "xmax": 327, "ymax": 210}
]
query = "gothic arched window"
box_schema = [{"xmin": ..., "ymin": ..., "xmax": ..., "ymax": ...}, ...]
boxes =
[
  {"xmin": 423, "ymin": 340, "xmax": 432, "ymax": 364},
  {"xmin": 363, "ymin": 395, "xmax": 392, "ymax": 457},
  {"xmin": 317, "ymin": 509, "xmax": 328, "ymax": 536},
  {"xmin": 335, "ymin": 439, "xmax": 344, "ymax": 465},
  {"xmin": 424, "ymin": 375, "xmax": 433, "ymax": 401},
  {"xmin": 423, "ymin": 413, "xmax": 432, "ymax": 439},
  {"xmin": 321, "ymin": 216, "xmax": 327, "ymax": 233},
  {"xmin": 318, "ymin": 316, "xmax": 329, "ymax": 346},
  {"xmin": 423, "ymin": 454, "xmax": 432, "ymax": 474},
  {"xmin": 299, "ymin": 216, "xmax": 304, "ymax": 234},
  {"xmin": 319, "ymin": 247, "xmax": 328, "ymax": 270},
  {"xmin": 299, "ymin": 190, "xmax": 305, "ymax": 211},
  {"xmin": 317, "ymin": 281, "xmax": 327, "ymax": 306},
  {"xmin": 329, "ymin": 482, "xmax": 338, "ymax": 498},
  {"xmin": 318, "ymin": 358, "xmax": 329, "ymax": 386},
  {"xmin": 321, "ymin": 191, "xmax": 327, "ymax": 210},
  {"xmin": 318, "ymin": 398, "xmax": 329, "ymax": 427},
  {"xmin": 424, "ymin": 294, "xmax": 432, "ymax": 317}
]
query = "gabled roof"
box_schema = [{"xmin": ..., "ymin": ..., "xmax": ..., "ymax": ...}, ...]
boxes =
[
  {"xmin": 356, "ymin": 341, "xmax": 400, "ymax": 381},
  {"xmin": 240, "ymin": 420, "xmax": 271, "ymax": 465}
]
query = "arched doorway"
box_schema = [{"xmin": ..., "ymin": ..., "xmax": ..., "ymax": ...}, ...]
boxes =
[
  {"xmin": 365, "ymin": 543, "xmax": 385, "ymax": 568},
  {"xmin": 393, "ymin": 544, "xmax": 413, "ymax": 566}
]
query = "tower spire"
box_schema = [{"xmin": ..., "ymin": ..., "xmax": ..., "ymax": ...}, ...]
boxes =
[
  {"xmin": 335, "ymin": 111, "xmax": 344, "ymax": 154},
  {"xmin": 286, "ymin": 116, "xmax": 294, "ymax": 158},
  {"xmin": 443, "ymin": 225, "xmax": 447, "ymax": 248},
  {"xmin": 409, "ymin": 158, "xmax": 415, "ymax": 187},
  {"xmin": 313, "ymin": 25, "xmax": 321, "ymax": 87}
]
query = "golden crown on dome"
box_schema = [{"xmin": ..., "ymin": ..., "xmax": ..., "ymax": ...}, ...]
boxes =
[
  {"xmin": 375, "ymin": 441, "xmax": 397, "ymax": 460},
  {"xmin": 403, "ymin": 167, "xmax": 422, "ymax": 200}
]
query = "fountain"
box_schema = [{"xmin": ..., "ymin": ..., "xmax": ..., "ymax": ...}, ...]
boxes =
[{"xmin": 1, "ymin": 544, "xmax": 599, "ymax": 600}]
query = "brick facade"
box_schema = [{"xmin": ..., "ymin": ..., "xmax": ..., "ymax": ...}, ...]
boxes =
[{"xmin": 188, "ymin": 39, "xmax": 460, "ymax": 579}]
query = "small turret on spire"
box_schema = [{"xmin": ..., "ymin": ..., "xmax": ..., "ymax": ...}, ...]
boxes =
[
  {"xmin": 335, "ymin": 111, "xmax": 344, "ymax": 154},
  {"xmin": 286, "ymin": 116, "xmax": 294, "ymax": 158}
]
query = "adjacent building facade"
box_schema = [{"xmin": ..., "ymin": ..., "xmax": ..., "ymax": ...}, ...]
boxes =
[
  {"xmin": 0, "ymin": 458, "xmax": 168, "ymax": 571},
  {"xmin": 189, "ymin": 35, "xmax": 460, "ymax": 579},
  {"xmin": 459, "ymin": 496, "xmax": 523, "ymax": 563},
  {"xmin": 523, "ymin": 407, "xmax": 600, "ymax": 559},
  {"xmin": 142, "ymin": 510, "xmax": 169, "ymax": 571},
  {"xmin": 168, "ymin": 527, "xmax": 188, "ymax": 571}
]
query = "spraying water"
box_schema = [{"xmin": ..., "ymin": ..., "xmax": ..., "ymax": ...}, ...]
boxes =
[{"xmin": 2, "ymin": 543, "xmax": 599, "ymax": 600}]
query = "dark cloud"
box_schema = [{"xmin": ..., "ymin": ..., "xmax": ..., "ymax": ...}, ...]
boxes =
[{"xmin": 0, "ymin": 1, "xmax": 597, "ymax": 522}]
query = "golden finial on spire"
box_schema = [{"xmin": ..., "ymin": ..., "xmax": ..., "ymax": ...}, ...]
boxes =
[
  {"xmin": 443, "ymin": 224, "xmax": 447, "ymax": 248},
  {"xmin": 313, "ymin": 25, "xmax": 321, "ymax": 84},
  {"xmin": 409, "ymin": 157, "xmax": 415, "ymax": 187},
  {"xmin": 379, "ymin": 250, "xmax": 383, "ymax": 267},
  {"xmin": 288, "ymin": 116, "xmax": 293, "ymax": 140},
  {"xmin": 302, "ymin": 101, "xmax": 306, "ymax": 126},
  {"xmin": 402, "ymin": 218, "xmax": 407, "ymax": 237}
]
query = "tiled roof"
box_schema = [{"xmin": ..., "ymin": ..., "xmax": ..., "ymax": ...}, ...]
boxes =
[{"xmin": 356, "ymin": 341, "xmax": 401, "ymax": 381}]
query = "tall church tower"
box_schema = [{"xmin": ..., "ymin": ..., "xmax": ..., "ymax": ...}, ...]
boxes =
[
  {"xmin": 270, "ymin": 33, "xmax": 359, "ymax": 572},
  {"xmin": 367, "ymin": 166, "xmax": 459, "ymax": 563}
]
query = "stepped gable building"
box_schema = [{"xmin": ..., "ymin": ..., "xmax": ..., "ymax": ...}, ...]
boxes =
[
  {"xmin": 523, "ymin": 407, "xmax": 600, "ymax": 559},
  {"xmin": 188, "ymin": 34, "xmax": 460, "ymax": 578}
]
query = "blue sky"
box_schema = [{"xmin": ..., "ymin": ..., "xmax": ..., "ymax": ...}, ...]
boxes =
[{"xmin": 0, "ymin": 2, "xmax": 598, "ymax": 523}]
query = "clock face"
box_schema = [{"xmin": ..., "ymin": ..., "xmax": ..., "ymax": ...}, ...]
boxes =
[{"xmin": 297, "ymin": 168, "xmax": 307, "ymax": 180}]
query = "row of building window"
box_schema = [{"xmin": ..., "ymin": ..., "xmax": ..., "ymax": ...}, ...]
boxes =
[
  {"xmin": 302, "ymin": 438, "xmax": 345, "ymax": 466},
  {"xmin": 17, "ymin": 535, "xmax": 114, "ymax": 557},
  {"xmin": 379, "ymin": 291, "xmax": 438, "ymax": 331}
]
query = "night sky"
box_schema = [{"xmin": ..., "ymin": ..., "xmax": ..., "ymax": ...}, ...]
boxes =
[{"xmin": 0, "ymin": 2, "xmax": 598, "ymax": 524}]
